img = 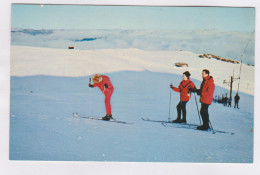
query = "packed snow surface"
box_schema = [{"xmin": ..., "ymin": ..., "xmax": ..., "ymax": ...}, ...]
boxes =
[{"xmin": 10, "ymin": 46, "xmax": 254, "ymax": 162}]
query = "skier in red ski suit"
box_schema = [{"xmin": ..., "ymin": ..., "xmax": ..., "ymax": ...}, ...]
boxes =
[
  {"xmin": 170, "ymin": 71, "xmax": 196, "ymax": 123},
  {"xmin": 191, "ymin": 69, "xmax": 215, "ymax": 130},
  {"xmin": 89, "ymin": 74, "xmax": 114, "ymax": 120}
]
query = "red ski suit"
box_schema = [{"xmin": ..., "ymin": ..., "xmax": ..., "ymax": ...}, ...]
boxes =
[
  {"xmin": 173, "ymin": 79, "xmax": 195, "ymax": 101},
  {"xmin": 93, "ymin": 75, "xmax": 114, "ymax": 115},
  {"xmin": 199, "ymin": 76, "xmax": 215, "ymax": 105}
]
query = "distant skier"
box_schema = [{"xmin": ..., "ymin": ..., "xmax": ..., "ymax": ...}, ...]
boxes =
[
  {"xmin": 223, "ymin": 95, "xmax": 228, "ymax": 107},
  {"xmin": 234, "ymin": 93, "xmax": 240, "ymax": 109},
  {"xmin": 213, "ymin": 95, "xmax": 218, "ymax": 103},
  {"xmin": 89, "ymin": 74, "xmax": 114, "ymax": 120},
  {"xmin": 228, "ymin": 98, "xmax": 232, "ymax": 107},
  {"xmin": 170, "ymin": 71, "xmax": 196, "ymax": 123},
  {"xmin": 191, "ymin": 69, "xmax": 215, "ymax": 130}
]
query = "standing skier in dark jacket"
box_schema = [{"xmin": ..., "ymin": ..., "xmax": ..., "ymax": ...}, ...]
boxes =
[
  {"xmin": 191, "ymin": 69, "xmax": 215, "ymax": 130},
  {"xmin": 234, "ymin": 93, "xmax": 240, "ymax": 109},
  {"xmin": 170, "ymin": 71, "xmax": 196, "ymax": 123}
]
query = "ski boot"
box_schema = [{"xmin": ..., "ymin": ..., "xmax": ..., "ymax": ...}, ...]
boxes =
[
  {"xmin": 180, "ymin": 118, "xmax": 187, "ymax": 123},
  {"xmin": 102, "ymin": 114, "xmax": 113, "ymax": 121},
  {"xmin": 172, "ymin": 118, "xmax": 182, "ymax": 123},
  {"xmin": 197, "ymin": 125, "xmax": 209, "ymax": 131}
]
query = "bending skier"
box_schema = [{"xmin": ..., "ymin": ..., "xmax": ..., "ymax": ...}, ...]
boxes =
[
  {"xmin": 191, "ymin": 69, "xmax": 215, "ymax": 130},
  {"xmin": 89, "ymin": 74, "xmax": 114, "ymax": 120},
  {"xmin": 170, "ymin": 71, "xmax": 196, "ymax": 123}
]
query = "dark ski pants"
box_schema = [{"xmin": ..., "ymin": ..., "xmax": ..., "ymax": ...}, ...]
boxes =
[
  {"xmin": 176, "ymin": 101, "xmax": 188, "ymax": 121},
  {"xmin": 200, "ymin": 103, "xmax": 210, "ymax": 127},
  {"xmin": 234, "ymin": 101, "xmax": 239, "ymax": 108}
]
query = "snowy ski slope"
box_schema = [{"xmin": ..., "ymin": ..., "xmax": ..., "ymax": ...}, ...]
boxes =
[{"xmin": 10, "ymin": 46, "xmax": 254, "ymax": 162}]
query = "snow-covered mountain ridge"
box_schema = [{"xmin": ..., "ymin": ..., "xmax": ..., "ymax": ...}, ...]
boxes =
[{"xmin": 11, "ymin": 45, "xmax": 254, "ymax": 95}]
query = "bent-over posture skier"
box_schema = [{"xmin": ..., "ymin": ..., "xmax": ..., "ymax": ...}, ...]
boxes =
[
  {"xmin": 191, "ymin": 69, "xmax": 215, "ymax": 130},
  {"xmin": 89, "ymin": 74, "xmax": 114, "ymax": 120},
  {"xmin": 170, "ymin": 71, "xmax": 196, "ymax": 123}
]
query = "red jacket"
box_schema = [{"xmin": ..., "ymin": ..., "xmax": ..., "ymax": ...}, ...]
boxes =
[
  {"xmin": 173, "ymin": 79, "xmax": 195, "ymax": 101},
  {"xmin": 93, "ymin": 75, "xmax": 114, "ymax": 93},
  {"xmin": 199, "ymin": 76, "xmax": 215, "ymax": 105}
]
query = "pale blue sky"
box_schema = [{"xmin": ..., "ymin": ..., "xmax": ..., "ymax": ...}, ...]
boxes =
[{"xmin": 11, "ymin": 4, "xmax": 255, "ymax": 32}]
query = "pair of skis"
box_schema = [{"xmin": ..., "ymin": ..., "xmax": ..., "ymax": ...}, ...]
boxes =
[
  {"xmin": 72, "ymin": 114, "xmax": 234, "ymax": 135},
  {"xmin": 73, "ymin": 113, "xmax": 133, "ymax": 124},
  {"xmin": 141, "ymin": 117, "xmax": 235, "ymax": 135}
]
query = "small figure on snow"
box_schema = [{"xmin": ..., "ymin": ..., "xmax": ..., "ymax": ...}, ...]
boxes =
[
  {"xmin": 190, "ymin": 69, "xmax": 215, "ymax": 130},
  {"xmin": 223, "ymin": 95, "xmax": 228, "ymax": 107},
  {"xmin": 89, "ymin": 74, "xmax": 114, "ymax": 120},
  {"xmin": 170, "ymin": 71, "xmax": 196, "ymax": 123},
  {"xmin": 234, "ymin": 93, "xmax": 240, "ymax": 109},
  {"xmin": 228, "ymin": 98, "xmax": 232, "ymax": 107}
]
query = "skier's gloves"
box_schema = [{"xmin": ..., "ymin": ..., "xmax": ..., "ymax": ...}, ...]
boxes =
[
  {"xmin": 188, "ymin": 87, "xmax": 192, "ymax": 93},
  {"xmin": 196, "ymin": 90, "xmax": 201, "ymax": 95},
  {"xmin": 89, "ymin": 84, "xmax": 93, "ymax": 88},
  {"xmin": 104, "ymin": 83, "xmax": 108, "ymax": 88},
  {"xmin": 189, "ymin": 87, "xmax": 197, "ymax": 93},
  {"xmin": 170, "ymin": 84, "xmax": 173, "ymax": 89}
]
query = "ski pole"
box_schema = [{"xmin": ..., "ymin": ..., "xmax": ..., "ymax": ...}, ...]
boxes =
[
  {"xmin": 168, "ymin": 84, "xmax": 172, "ymax": 122},
  {"xmin": 89, "ymin": 78, "xmax": 91, "ymax": 84},
  {"xmin": 194, "ymin": 94, "xmax": 202, "ymax": 125},
  {"xmin": 208, "ymin": 119, "xmax": 215, "ymax": 134}
]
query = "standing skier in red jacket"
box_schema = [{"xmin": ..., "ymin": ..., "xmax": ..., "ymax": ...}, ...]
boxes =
[
  {"xmin": 89, "ymin": 74, "xmax": 114, "ymax": 120},
  {"xmin": 192, "ymin": 69, "xmax": 215, "ymax": 130},
  {"xmin": 170, "ymin": 71, "xmax": 196, "ymax": 123}
]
